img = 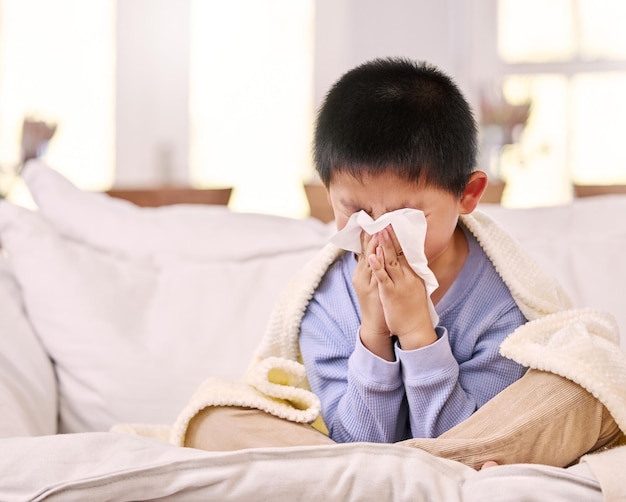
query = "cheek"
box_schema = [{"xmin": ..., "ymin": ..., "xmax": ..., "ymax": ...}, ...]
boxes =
[
  {"xmin": 423, "ymin": 219, "xmax": 457, "ymax": 259},
  {"xmin": 423, "ymin": 235, "xmax": 443, "ymax": 260}
]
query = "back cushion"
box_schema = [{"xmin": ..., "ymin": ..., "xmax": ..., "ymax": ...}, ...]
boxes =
[
  {"xmin": 480, "ymin": 197, "xmax": 626, "ymax": 350},
  {"xmin": 0, "ymin": 163, "xmax": 332, "ymax": 432}
]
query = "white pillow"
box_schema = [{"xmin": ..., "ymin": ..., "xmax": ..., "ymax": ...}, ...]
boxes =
[
  {"xmin": 0, "ymin": 170, "xmax": 331, "ymax": 433},
  {"xmin": 22, "ymin": 160, "xmax": 330, "ymax": 262},
  {"xmin": 480, "ymin": 197, "xmax": 626, "ymax": 349},
  {"xmin": 0, "ymin": 256, "xmax": 57, "ymax": 437}
]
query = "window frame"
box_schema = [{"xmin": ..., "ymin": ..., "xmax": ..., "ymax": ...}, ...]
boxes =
[{"xmin": 468, "ymin": 0, "xmax": 626, "ymax": 206}]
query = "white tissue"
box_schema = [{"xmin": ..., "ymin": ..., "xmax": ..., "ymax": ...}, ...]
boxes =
[{"xmin": 331, "ymin": 209, "xmax": 439, "ymax": 327}]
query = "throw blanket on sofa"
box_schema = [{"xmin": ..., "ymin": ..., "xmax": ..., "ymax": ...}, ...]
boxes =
[{"xmin": 117, "ymin": 211, "xmax": 626, "ymax": 450}]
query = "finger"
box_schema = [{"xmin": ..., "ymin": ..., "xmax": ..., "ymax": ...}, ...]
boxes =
[
  {"xmin": 355, "ymin": 258, "xmax": 378, "ymax": 288},
  {"xmin": 367, "ymin": 244, "xmax": 387, "ymax": 276},
  {"xmin": 378, "ymin": 228, "xmax": 403, "ymax": 270},
  {"xmin": 363, "ymin": 233, "xmax": 379, "ymax": 262},
  {"xmin": 359, "ymin": 230, "xmax": 367, "ymax": 255},
  {"xmin": 355, "ymin": 232, "xmax": 371, "ymax": 262},
  {"xmin": 356, "ymin": 234, "xmax": 380, "ymax": 286},
  {"xmin": 386, "ymin": 226, "xmax": 404, "ymax": 256},
  {"xmin": 360, "ymin": 231, "xmax": 375, "ymax": 255}
]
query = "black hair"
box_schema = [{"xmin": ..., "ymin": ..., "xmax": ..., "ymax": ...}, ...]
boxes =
[{"xmin": 313, "ymin": 57, "xmax": 478, "ymax": 195}]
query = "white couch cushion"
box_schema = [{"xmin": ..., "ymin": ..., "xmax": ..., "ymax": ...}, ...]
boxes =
[
  {"xmin": 0, "ymin": 164, "xmax": 332, "ymax": 433},
  {"xmin": 21, "ymin": 160, "xmax": 329, "ymax": 262},
  {"xmin": 480, "ymin": 197, "xmax": 626, "ymax": 349},
  {"xmin": 0, "ymin": 431, "xmax": 610, "ymax": 501},
  {"xmin": 0, "ymin": 257, "xmax": 57, "ymax": 437}
]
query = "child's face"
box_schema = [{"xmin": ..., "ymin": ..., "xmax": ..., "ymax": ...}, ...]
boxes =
[{"xmin": 327, "ymin": 171, "xmax": 473, "ymax": 264}]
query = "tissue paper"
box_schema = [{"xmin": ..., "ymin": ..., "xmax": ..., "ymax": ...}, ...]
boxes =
[{"xmin": 331, "ymin": 209, "xmax": 439, "ymax": 327}]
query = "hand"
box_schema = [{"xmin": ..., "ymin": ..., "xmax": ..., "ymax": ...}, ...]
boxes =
[
  {"xmin": 352, "ymin": 231, "xmax": 394, "ymax": 360},
  {"xmin": 367, "ymin": 227, "xmax": 437, "ymax": 350}
]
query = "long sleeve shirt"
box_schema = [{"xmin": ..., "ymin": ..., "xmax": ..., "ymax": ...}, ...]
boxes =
[{"xmin": 299, "ymin": 224, "xmax": 527, "ymax": 443}]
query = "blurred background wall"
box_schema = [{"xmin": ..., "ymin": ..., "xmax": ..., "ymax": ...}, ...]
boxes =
[{"xmin": 1, "ymin": 0, "xmax": 625, "ymax": 216}]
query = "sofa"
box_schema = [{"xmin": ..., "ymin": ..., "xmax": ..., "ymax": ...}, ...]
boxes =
[{"xmin": 0, "ymin": 161, "xmax": 624, "ymax": 501}]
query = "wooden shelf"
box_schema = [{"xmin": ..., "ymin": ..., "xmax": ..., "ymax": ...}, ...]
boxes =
[
  {"xmin": 480, "ymin": 181, "xmax": 506, "ymax": 204},
  {"xmin": 106, "ymin": 186, "xmax": 232, "ymax": 207},
  {"xmin": 304, "ymin": 183, "xmax": 334, "ymax": 223},
  {"xmin": 573, "ymin": 184, "xmax": 626, "ymax": 198}
]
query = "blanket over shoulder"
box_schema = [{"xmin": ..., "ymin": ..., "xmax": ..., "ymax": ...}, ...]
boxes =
[{"xmin": 115, "ymin": 211, "xmax": 626, "ymax": 451}]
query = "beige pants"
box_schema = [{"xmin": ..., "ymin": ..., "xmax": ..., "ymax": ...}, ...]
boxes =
[{"xmin": 184, "ymin": 369, "xmax": 623, "ymax": 469}]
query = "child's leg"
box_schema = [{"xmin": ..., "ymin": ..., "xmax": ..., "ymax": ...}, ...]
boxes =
[
  {"xmin": 183, "ymin": 370, "xmax": 622, "ymax": 469},
  {"xmin": 184, "ymin": 406, "xmax": 334, "ymax": 451},
  {"xmin": 398, "ymin": 369, "xmax": 622, "ymax": 469}
]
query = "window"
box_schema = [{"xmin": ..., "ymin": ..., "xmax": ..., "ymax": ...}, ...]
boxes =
[
  {"xmin": 1, "ymin": 1, "xmax": 314, "ymax": 217},
  {"xmin": 189, "ymin": 0, "xmax": 315, "ymax": 217},
  {"xmin": 0, "ymin": 0, "xmax": 115, "ymax": 205},
  {"xmin": 474, "ymin": 0, "xmax": 626, "ymax": 207}
]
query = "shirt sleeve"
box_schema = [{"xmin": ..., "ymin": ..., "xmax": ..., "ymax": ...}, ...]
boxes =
[
  {"xmin": 397, "ymin": 304, "xmax": 527, "ymax": 438},
  {"xmin": 395, "ymin": 328, "xmax": 469, "ymax": 438},
  {"xmin": 299, "ymin": 292, "xmax": 406, "ymax": 443}
]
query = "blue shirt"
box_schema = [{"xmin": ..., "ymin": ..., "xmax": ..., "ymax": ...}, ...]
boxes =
[{"xmin": 299, "ymin": 224, "xmax": 527, "ymax": 443}]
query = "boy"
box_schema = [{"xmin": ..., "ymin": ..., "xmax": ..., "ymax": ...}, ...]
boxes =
[
  {"xmin": 299, "ymin": 57, "xmax": 527, "ymax": 443},
  {"xmin": 179, "ymin": 58, "xmax": 621, "ymax": 468}
]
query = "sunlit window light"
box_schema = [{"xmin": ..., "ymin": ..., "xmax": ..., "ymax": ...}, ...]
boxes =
[
  {"xmin": 498, "ymin": 75, "xmax": 571, "ymax": 208},
  {"xmin": 189, "ymin": 0, "xmax": 315, "ymax": 218},
  {"xmin": 0, "ymin": 0, "xmax": 115, "ymax": 206},
  {"xmin": 578, "ymin": 0, "xmax": 626, "ymax": 59},
  {"xmin": 494, "ymin": 0, "xmax": 626, "ymax": 207},
  {"xmin": 498, "ymin": 0, "xmax": 576, "ymax": 63},
  {"xmin": 571, "ymin": 73, "xmax": 626, "ymax": 183}
]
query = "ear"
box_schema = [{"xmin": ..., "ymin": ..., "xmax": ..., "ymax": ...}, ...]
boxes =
[{"xmin": 459, "ymin": 171, "xmax": 488, "ymax": 214}]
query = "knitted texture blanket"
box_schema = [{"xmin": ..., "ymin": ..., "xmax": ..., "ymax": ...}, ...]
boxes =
[{"xmin": 124, "ymin": 211, "xmax": 626, "ymax": 446}]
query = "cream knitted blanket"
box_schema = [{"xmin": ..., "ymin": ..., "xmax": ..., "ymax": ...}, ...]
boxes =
[{"xmin": 118, "ymin": 211, "xmax": 626, "ymax": 446}]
